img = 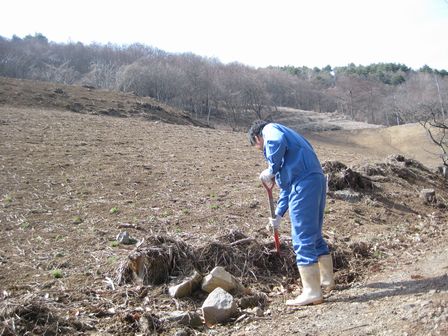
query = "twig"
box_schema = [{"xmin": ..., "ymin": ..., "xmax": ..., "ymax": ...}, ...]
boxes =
[
  {"xmin": 124, "ymin": 288, "xmax": 129, "ymax": 307},
  {"xmin": 118, "ymin": 223, "xmax": 145, "ymax": 231},
  {"xmin": 230, "ymin": 237, "xmax": 255, "ymax": 246},
  {"xmin": 136, "ymin": 238, "xmax": 145, "ymax": 248},
  {"xmin": 340, "ymin": 324, "xmax": 370, "ymax": 332}
]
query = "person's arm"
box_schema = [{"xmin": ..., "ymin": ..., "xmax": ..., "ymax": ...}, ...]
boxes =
[{"xmin": 276, "ymin": 186, "xmax": 290, "ymax": 217}]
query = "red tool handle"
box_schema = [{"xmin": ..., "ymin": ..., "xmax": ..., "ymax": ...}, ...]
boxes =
[
  {"xmin": 273, "ymin": 229, "xmax": 280, "ymax": 253},
  {"xmin": 262, "ymin": 180, "xmax": 281, "ymax": 254}
]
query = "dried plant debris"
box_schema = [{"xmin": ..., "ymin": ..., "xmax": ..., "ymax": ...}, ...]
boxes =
[
  {"xmin": 116, "ymin": 230, "xmax": 377, "ymax": 289},
  {"xmin": 116, "ymin": 235, "xmax": 196, "ymax": 286},
  {"xmin": 323, "ymin": 160, "xmax": 373, "ymax": 192},
  {"xmin": 0, "ymin": 296, "xmax": 91, "ymax": 336},
  {"xmin": 355, "ymin": 154, "xmax": 439, "ymax": 185}
]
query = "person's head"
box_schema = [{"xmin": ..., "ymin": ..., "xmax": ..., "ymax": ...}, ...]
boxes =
[{"xmin": 248, "ymin": 120, "xmax": 269, "ymax": 150}]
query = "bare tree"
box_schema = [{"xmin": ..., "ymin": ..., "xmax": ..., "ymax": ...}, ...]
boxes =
[
  {"xmin": 433, "ymin": 73, "xmax": 446, "ymax": 120},
  {"xmin": 3, "ymin": 33, "xmax": 447, "ymax": 130},
  {"xmin": 82, "ymin": 61, "xmax": 119, "ymax": 89},
  {"xmin": 419, "ymin": 105, "xmax": 448, "ymax": 168},
  {"xmin": 394, "ymin": 72, "xmax": 440, "ymax": 122}
]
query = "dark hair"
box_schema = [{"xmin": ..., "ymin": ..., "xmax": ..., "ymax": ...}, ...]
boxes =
[{"xmin": 248, "ymin": 120, "xmax": 269, "ymax": 145}]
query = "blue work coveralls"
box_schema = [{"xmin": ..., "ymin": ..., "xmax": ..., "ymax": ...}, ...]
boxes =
[{"xmin": 262, "ymin": 123, "xmax": 329, "ymax": 265}]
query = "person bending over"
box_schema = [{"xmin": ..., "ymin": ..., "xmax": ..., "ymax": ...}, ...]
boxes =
[{"xmin": 248, "ymin": 120, "xmax": 335, "ymax": 306}]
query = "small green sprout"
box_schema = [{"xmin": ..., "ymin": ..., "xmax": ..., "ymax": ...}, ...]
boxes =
[
  {"xmin": 110, "ymin": 207, "xmax": 119, "ymax": 214},
  {"xmin": 72, "ymin": 216, "xmax": 83, "ymax": 224},
  {"xmin": 160, "ymin": 210, "xmax": 172, "ymax": 218},
  {"xmin": 20, "ymin": 221, "xmax": 30, "ymax": 230},
  {"xmin": 107, "ymin": 256, "xmax": 118, "ymax": 263},
  {"xmin": 51, "ymin": 269, "xmax": 63, "ymax": 279},
  {"xmin": 110, "ymin": 240, "xmax": 120, "ymax": 247}
]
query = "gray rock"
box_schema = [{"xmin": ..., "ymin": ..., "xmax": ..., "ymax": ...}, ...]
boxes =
[
  {"xmin": 437, "ymin": 165, "xmax": 448, "ymax": 178},
  {"xmin": 201, "ymin": 266, "xmax": 238, "ymax": 293},
  {"xmin": 161, "ymin": 310, "xmax": 203, "ymax": 327},
  {"xmin": 201, "ymin": 287, "xmax": 238, "ymax": 325},
  {"xmin": 116, "ymin": 231, "xmax": 130, "ymax": 244},
  {"xmin": 333, "ymin": 190, "xmax": 361, "ymax": 203},
  {"xmin": 173, "ymin": 329, "xmax": 191, "ymax": 336},
  {"xmin": 420, "ymin": 188, "xmax": 436, "ymax": 204},
  {"xmin": 139, "ymin": 313, "xmax": 161, "ymax": 334},
  {"xmin": 247, "ymin": 306, "xmax": 263, "ymax": 317},
  {"xmin": 168, "ymin": 271, "xmax": 203, "ymax": 298}
]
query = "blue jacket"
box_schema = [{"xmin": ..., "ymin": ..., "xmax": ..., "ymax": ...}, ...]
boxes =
[{"xmin": 262, "ymin": 123, "xmax": 323, "ymax": 217}]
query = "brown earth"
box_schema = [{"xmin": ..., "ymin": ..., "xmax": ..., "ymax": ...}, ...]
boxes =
[{"xmin": 0, "ymin": 77, "xmax": 447, "ymax": 335}]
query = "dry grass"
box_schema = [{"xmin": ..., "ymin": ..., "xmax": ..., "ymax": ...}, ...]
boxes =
[{"xmin": 1, "ymin": 77, "xmax": 447, "ymax": 335}]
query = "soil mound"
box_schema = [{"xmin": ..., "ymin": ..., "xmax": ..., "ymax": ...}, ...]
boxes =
[{"xmin": 323, "ymin": 160, "xmax": 373, "ymax": 192}]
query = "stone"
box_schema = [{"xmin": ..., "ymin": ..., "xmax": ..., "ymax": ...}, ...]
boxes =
[
  {"xmin": 161, "ymin": 310, "xmax": 203, "ymax": 327},
  {"xmin": 201, "ymin": 266, "xmax": 237, "ymax": 293},
  {"xmin": 116, "ymin": 231, "xmax": 130, "ymax": 244},
  {"xmin": 201, "ymin": 287, "xmax": 238, "ymax": 325},
  {"xmin": 333, "ymin": 190, "xmax": 361, "ymax": 203},
  {"xmin": 173, "ymin": 329, "xmax": 190, "ymax": 336},
  {"xmin": 168, "ymin": 271, "xmax": 203, "ymax": 298},
  {"xmin": 139, "ymin": 313, "xmax": 161, "ymax": 334},
  {"xmin": 437, "ymin": 165, "xmax": 448, "ymax": 178},
  {"xmin": 420, "ymin": 189, "xmax": 436, "ymax": 204},
  {"xmin": 247, "ymin": 306, "xmax": 263, "ymax": 317}
]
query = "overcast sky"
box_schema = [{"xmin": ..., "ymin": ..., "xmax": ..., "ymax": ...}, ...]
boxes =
[{"xmin": 1, "ymin": 0, "xmax": 447, "ymax": 70}]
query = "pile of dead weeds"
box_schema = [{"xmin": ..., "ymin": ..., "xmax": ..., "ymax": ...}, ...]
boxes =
[
  {"xmin": 115, "ymin": 230, "xmax": 376, "ymax": 289},
  {"xmin": 323, "ymin": 154, "xmax": 447, "ymax": 192},
  {"xmin": 115, "ymin": 154, "xmax": 448, "ymax": 290},
  {"xmin": 0, "ymin": 295, "xmax": 92, "ymax": 336},
  {"xmin": 354, "ymin": 154, "xmax": 446, "ymax": 191}
]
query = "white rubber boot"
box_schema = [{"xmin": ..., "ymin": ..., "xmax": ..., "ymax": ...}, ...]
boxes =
[
  {"xmin": 286, "ymin": 263, "xmax": 323, "ymax": 306},
  {"xmin": 318, "ymin": 254, "xmax": 335, "ymax": 292}
]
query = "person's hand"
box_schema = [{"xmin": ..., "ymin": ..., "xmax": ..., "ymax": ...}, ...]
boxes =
[
  {"xmin": 259, "ymin": 169, "xmax": 274, "ymax": 184},
  {"xmin": 266, "ymin": 215, "xmax": 281, "ymax": 231}
]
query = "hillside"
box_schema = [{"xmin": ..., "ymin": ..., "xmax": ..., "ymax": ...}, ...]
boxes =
[
  {"xmin": 316, "ymin": 124, "xmax": 441, "ymax": 168},
  {"xmin": 0, "ymin": 78, "xmax": 447, "ymax": 335},
  {"xmin": 269, "ymin": 107, "xmax": 442, "ymax": 169},
  {"xmin": 0, "ymin": 77, "xmax": 205, "ymax": 126}
]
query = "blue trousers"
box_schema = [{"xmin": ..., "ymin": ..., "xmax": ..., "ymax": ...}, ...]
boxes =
[{"xmin": 289, "ymin": 173, "xmax": 329, "ymax": 266}]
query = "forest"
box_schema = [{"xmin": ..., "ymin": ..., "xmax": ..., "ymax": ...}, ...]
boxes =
[{"xmin": 1, "ymin": 33, "xmax": 447, "ymax": 129}]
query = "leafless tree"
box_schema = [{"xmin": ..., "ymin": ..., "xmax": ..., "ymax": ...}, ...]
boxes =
[
  {"xmin": 419, "ymin": 104, "xmax": 448, "ymax": 168},
  {"xmin": 2, "ymin": 33, "xmax": 447, "ymax": 130}
]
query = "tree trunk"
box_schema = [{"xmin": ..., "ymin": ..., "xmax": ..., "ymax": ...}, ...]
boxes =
[{"xmin": 434, "ymin": 74, "xmax": 445, "ymax": 121}]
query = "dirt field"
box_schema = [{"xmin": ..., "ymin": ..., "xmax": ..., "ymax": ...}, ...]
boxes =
[{"xmin": 0, "ymin": 77, "xmax": 447, "ymax": 335}]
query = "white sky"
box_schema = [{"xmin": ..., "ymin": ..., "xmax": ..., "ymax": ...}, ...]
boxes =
[{"xmin": 1, "ymin": 0, "xmax": 447, "ymax": 70}]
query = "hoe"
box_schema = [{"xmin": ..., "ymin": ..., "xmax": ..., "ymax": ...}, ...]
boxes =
[{"xmin": 261, "ymin": 180, "xmax": 281, "ymax": 255}]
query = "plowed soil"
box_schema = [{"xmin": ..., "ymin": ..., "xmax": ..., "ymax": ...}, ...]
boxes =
[{"xmin": 0, "ymin": 77, "xmax": 447, "ymax": 336}]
